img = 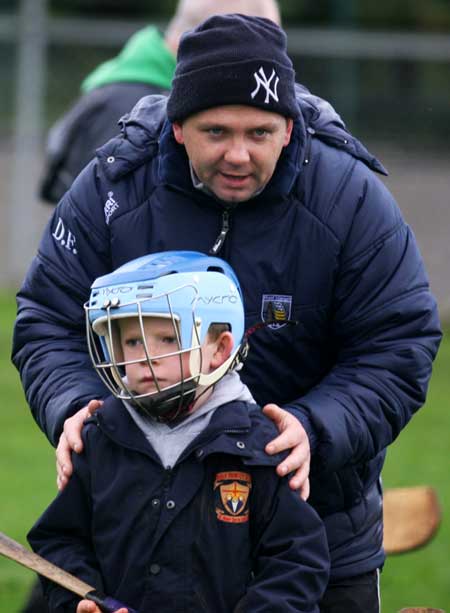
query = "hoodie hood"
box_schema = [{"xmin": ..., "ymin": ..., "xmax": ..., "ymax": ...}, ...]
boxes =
[
  {"xmin": 124, "ymin": 371, "xmax": 255, "ymax": 468},
  {"xmin": 82, "ymin": 26, "xmax": 176, "ymax": 93}
]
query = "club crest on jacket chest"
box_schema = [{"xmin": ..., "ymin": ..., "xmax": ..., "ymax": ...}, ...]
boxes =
[
  {"xmin": 261, "ymin": 294, "xmax": 292, "ymax": 329},
  {"xmin": 214, "ymin": 471, "xmax": 251, "ymax": 524}
]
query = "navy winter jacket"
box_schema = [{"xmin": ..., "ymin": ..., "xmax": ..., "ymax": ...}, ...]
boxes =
[
  {"xmin": 28, "ymin": 397, "xmax": 330, "ymax": 612},
  {"xmin": 14, "ymin": 86, "xmax": 441, "ymax": 579}
]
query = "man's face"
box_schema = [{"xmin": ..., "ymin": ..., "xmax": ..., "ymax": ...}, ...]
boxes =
[
  {"xmin": 118, "ymin": 316, "xmax": 191, "ymax": 396},
  {"xmin": 173, "ymin": 105, "xmax": 293, "ymax": 203}
]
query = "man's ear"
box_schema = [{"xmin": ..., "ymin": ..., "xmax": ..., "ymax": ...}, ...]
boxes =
[
  {"xmin": 172, "ymin": 121, "xmax": 184, "ymax": 144},
  {"xmin": 209, "ymin": 332, "xmax": 234, "ymax": 369},
  {"xmin": 283, "ymin": 118, "xmax": 294, "ymax": 147}
]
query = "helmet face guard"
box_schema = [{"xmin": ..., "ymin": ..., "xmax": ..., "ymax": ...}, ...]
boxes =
[{"xmin": 85, "ymin": 252, "xmax": 245, "ymax": 421}]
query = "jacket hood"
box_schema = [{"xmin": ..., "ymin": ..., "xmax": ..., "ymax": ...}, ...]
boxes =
[
  {"xmin": 82, "ymin": 26, "xmax": 176, "ymax": 93},
  {"xmin": 295, "ymin": 84, "xmax": 387, "ymax": 175},
  {"xmin": 97, "ymin": 84, "xmax": 387, "ymax": 182}
]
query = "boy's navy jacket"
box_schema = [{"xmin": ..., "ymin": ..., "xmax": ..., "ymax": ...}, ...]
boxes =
[
  {"xmin": 28, "ymin": 398, "xmax": 330, "ymax": 612},
  {"xmin": 14, "ymin": 85, "xmax": 441, "ymax": 579}
]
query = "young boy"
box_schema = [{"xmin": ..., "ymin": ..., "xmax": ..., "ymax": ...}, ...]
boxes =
[{"xmin": 28, "ymin": 251, "xmax": 329, "ymax": 613}]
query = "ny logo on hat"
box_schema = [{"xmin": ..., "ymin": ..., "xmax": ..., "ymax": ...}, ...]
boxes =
[{"xmin": 251, "ymin": 67, "xmax": 280, "ymax": 104}]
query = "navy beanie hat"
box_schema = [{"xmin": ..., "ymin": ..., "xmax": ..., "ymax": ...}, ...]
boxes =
[{"xmin": 167, "ymin": 13, "xmax": 298, "ymax": 121}]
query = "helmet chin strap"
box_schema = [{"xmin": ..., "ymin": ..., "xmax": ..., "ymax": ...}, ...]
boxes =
[
  {"xmin": 130, "ymin": 381, "xmax": 197, "ymax": 422},
  {"xmin": 192, "ymin": 347, "xmax": 242, "ymax": 388}
]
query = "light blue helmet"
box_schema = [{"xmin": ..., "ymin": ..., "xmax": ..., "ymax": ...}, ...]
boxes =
[{"xmin": 85, "ymin": 251, "xmax": 245, "ymax": 420}]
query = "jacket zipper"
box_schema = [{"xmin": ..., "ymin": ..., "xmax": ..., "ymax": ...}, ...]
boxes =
[
  {"xmin": 209, "ymin": 208, "xmax": 231, "ymax": 255},
  {"xmin": 163, "ymin": 466, "xmax": 173, "ymax": 487}
]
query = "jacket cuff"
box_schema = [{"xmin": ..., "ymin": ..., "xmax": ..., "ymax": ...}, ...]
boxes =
[{"xmin": 41, "ymin": 580, "xmax": 79, "ymax": 613}]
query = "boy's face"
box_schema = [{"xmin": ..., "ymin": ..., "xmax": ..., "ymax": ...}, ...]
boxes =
[
  {"xmin": 172, "ymin": 105, "xmax": 293, "ymax": 204},
  {"xmin": 118, "ymin": 316, "xmax": 191, "ymax": 396}
]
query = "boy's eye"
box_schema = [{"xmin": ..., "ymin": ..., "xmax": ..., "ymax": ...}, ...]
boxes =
[
  {"xmin": 253, "ymin": 128, "xmax": 268, "ymax": 137},
  {"xmin": 161, "ymin": 336, "xmax": 178, "ymax": 345},
  {"xmin": 125, "ymin": 338, "xmax": 143, "ymax": 348}
]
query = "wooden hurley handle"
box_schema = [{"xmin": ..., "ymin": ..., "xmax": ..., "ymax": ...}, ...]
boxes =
[
  {"xmin": 0, "ymin": 531, "xmax": 139, "ymax": 611},
  {"xmin": 0, "ymin": 531, "xmax": 95, "ymax": 597}
]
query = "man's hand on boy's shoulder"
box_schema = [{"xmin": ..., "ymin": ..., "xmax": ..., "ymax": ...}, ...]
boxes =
[
  {"xmin": 56, "ymin": 399, "xmax": 104, "ymax": 491},
  {"xmin": 77, "ymin": 599, "xmax": 128, "ymax": 613},
  {"xmin": 263, "ymin": 404, "xmax": 311, "ymax": 501}
]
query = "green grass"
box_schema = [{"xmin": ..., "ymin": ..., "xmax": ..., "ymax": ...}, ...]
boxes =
[
  {"xmin": 0, "ymin": 290, "xmax": 449, "ymax": 611},
  {"xmin": 0, "ymin": 291, "xmax": 55, "ymax": 612},
  {"xmin": 380, "ymin": 328, "xmax": 450, "ymax": 611}
]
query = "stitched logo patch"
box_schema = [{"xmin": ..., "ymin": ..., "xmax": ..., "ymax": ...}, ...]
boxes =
[
  {"xmin": 251, "ymin": 67, "xmax": 280, "ymax": 104},
  {"xmin": 261, "ymin": 294, "xmax": 292, "ymax": 329},
  {"xmin": 214, "ymin": 471, "xmax": 251, "ymax": 524},
  {"xmin": 104, "ymin": 191, "xmax": 119, "ymax": 225}
]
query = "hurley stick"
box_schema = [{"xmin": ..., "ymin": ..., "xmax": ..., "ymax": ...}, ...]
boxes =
[
  {"xmin": 383, "ymin": 486, "xmax": 441, "ymax": 555},
  {"xmin": 0, "ymin": 531, "xmax": 138, "ymax": 612}
]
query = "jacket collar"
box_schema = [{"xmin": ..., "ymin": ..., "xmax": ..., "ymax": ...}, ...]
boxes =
[{"xmin": 91, "ymin": 396, "xmax": 281, "ymax": 467}]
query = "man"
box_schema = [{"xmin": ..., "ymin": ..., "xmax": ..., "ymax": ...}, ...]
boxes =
[
  {"xmin": 39, "ymin": 0, "xmax": 281, "ymax": 203},
  {"xmin": 13, "ymin": 13, "xmax": 441, "ymax": 613}
]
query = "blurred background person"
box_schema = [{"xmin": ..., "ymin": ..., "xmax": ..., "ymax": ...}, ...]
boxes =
[{"xmin": 38, "ymin": 0, "xmax": 280, "ymax": 204}]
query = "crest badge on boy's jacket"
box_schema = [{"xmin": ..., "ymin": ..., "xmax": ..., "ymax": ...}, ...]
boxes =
[{"xmin": 214, "ymin": 471, "xmax": 251, "ymax": 523}]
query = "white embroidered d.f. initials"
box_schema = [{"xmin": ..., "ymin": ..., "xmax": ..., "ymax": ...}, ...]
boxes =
[
  {"xmin": 52, "ymin": 217, "xmax": 78, "ymax": 255},
  {"xmin": 251, "ymin": 67, "xmax": 280, "ymax": 104}
]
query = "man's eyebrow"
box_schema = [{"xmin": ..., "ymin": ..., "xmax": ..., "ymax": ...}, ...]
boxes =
[
  {"xmin": 196, "ymin": 120, "xmax": 226, "ymax": 129},
  {"xmin": 251, "ymin": 121, "xmax": 279, "ymax": 130},
  {"xmin": 196, "ymin": 120, "xmax": 281, "ymax": 130}
]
